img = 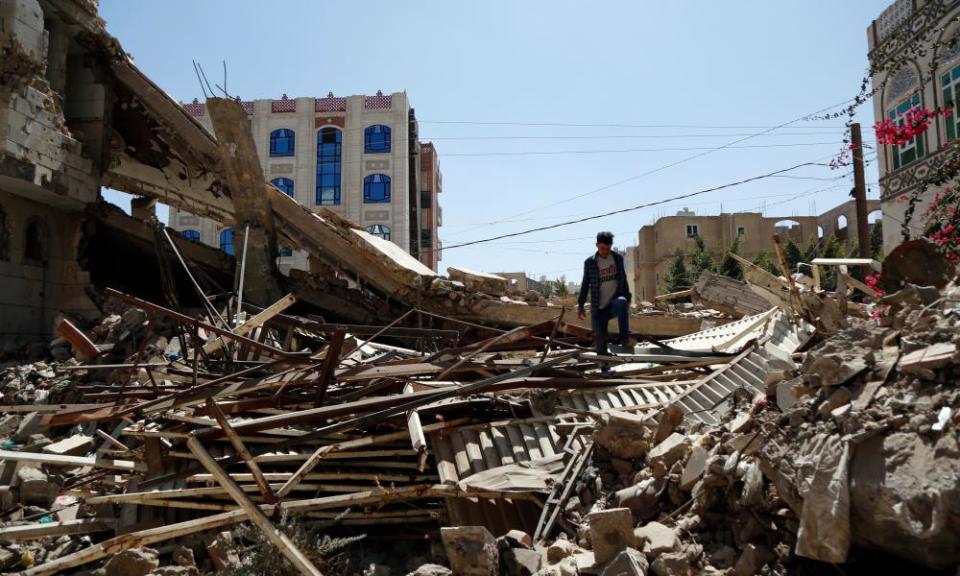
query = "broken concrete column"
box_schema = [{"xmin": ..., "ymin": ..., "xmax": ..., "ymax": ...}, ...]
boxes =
[
  {"xmin": 205, "ymin": 98, "xmax": 285, "ymax": 306},
  {"xmin": 440, "ymin": 526, "xmax": 499, "ymax": 576},
  {"xmin": 587, "ymin": 507, "xmax": 634, "ymax": 565}
]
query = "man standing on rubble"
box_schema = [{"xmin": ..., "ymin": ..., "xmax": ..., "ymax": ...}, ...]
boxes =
[{"xmin": 577, "ymin": 231, "xmax": 635, "ymax": 355}]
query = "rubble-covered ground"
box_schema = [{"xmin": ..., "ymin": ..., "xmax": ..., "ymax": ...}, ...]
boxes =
[{"xmin": 1, "ymin": 271, "xmax": 959, "ymax": 576}]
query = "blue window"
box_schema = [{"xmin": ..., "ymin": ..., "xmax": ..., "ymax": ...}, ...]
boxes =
[
  {"xmin": 278, "ymin": 245, "xmax": 292, "ymax": 257},
  {"xmin": 363, "ymin": 174, "xmax": 391, "ymax": 203},
  {"xmin": 364, "ymin": 125, "xmax": 391, "ymax": 153},
  {"xmin": 271, "ymin": 177, "xmax": 294, "ymax": 196},
  {"xmin": 316, "ymin": 128, "xmax": 342, "ymax": 205},
  {"xmin": 181, "ymin": 229, "xmax": 201, "ymax": 241},
  {"xmin": 366, "ymin": 224, "xmax": 391, "ymax": 241},
  {"xmin": 219, "ymin": 228, "xmax": 234, "ymax": 255},
  {"xmin": 270, "ymin": 129, "xmax": 295, "ymax": 157}
]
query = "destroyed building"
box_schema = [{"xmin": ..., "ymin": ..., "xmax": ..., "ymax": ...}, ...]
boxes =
[{"xmin": 1, "ymin": 1, "xmax": 959, "ymax": 576}]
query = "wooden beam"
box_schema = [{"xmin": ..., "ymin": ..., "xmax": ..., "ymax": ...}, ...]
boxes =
[
  {"xmin": 205, "ymin": 398, "xmax": 277, "ymax": 503},
  {"xmin": 654, "ymin": 289, "xmax": 692, "ymax": 302},
  {"xmin": 186, "ymin": 436, "xmax": 324, "ymax": 576},
  {"xmin": 0, "ymin": 449, "xmax": 146, "ymax": 473},
  {"xmin": 203, "ymin": 293, "xmax": 297, "ymax": 356},
  {"xmin": 0, "ymin": 518, "xmax": 116, "ymax": 542}
]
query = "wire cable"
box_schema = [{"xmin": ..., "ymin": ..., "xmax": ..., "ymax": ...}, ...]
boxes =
[{"xmin": 442, "ymin": 161, "xmax": 831, "ymax": 251}]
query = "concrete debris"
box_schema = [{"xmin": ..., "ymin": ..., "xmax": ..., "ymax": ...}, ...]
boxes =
[
  {"xmin": 440, "ymin": 526, "xmax": 499, "ymax": 576},
  {"xmin": 599, "ymin": 547, "xmax": 648, "ymax": 576},
  {"xmin": 587, "ymin": 507, "xmax": 634, "ymax": 565},
  {"xmin": 592, "ymin": 410, "xmax": 656, "ymax": 459},
  {"xmin": 103, "ymin": 547, "xmax": 160, "ymax": 576}
]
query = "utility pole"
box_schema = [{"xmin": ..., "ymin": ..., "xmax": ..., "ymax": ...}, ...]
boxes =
[{"xmin": 851, "ymin": 123, "xmax": 870, "ymax": 260}]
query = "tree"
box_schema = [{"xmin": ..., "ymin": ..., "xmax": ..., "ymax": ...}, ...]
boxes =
[
  {"xmin": 554, "ymin": 275, "xmax": 569, "ymax": 297},
  {"xmin": 784, "ymin": 239, "xmax": 803, "ymax": 274},
  {"xmin": 752, "ymin": 251, "xmax": 779, "ymax": 275},
  {"xmin": 689, "ymin": 236, "xmax": 715, "ymax": 283},
  {"xmin": 870, "ymin": 221, "xmax": 884, "ymax": 260},
  {"xmin": 719, "ymin": 233, "xmax": 743, "ymax": 281},
  {"xmin": 663, "ymin": 249, "xmax": 690, "ymax": 294},
  {"xmin": 820, "ymin": 235, "xmax": 841, "ymax": 291},
  {"xmin": 802, "ymin": 239, "xmax": 821, "ymax": 265}
]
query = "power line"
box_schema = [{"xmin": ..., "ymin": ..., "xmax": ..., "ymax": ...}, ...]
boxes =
[
  {"xmin": 449, "ymin": 98, "xmax": 857, "ymax": 232},
  {"xmin": 442, "ymin": 161, "xmax": 831, "ymax": 251},
  {"xmin": 441, "ymin": 141, "xmax": 845, "ymax": 157},
  {"xmin": 420, "ymin": 120, "xmax": 849, "ymax": 130},
  {"xmin": 425, "ymin": 131, "xmax": 843, "ymax": 141}
]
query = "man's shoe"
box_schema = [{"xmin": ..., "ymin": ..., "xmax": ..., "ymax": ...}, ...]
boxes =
[{"xmin": 621, "ymin": 337, "xmax": 638, "ymax": 348}]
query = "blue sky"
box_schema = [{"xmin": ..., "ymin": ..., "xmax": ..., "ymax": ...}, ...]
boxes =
[{"xmin": 100, "ymin": 0, "xmax": 888, "ymax": 281}]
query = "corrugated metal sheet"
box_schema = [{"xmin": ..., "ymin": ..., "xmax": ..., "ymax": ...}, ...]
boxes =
[
  {"xmin": 671, "ymin": 347, "xmax": 770, "ymax": 426},
  {"xmin": 430, "ymin": 417, "xmax": 586, "ymax": 535},
  {"xmin": 532, "ymin": 380, "xmax": 700, "ymax": 418}
]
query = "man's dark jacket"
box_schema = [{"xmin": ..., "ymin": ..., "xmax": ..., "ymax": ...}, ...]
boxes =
[{"xmin": 577, "ymin": 251, "xmax": 631, "ymax": 310}]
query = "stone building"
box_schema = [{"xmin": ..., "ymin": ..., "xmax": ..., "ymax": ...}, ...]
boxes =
[
  {"xmin": 632, "ymin": 200, "xmax": 879, "ymax": 303},
  {"xmin": 867, "ymin": 0, "xmax": 960, "ymax": 253},
  {"xmin": 170, "ymin": 92, "xmax": 443, "ymax": 272}
]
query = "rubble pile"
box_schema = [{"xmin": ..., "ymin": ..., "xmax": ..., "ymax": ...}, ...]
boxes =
[{"xmin": 0, "ymin": 266, "xmax": 958, "ymax": 576}]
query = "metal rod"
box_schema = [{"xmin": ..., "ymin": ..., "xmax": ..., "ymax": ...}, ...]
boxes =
[{"xmin": 236, "ymin": 224, "xmax": 250, "ymax": 327}]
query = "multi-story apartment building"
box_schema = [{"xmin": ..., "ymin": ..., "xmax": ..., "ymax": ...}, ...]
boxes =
[
  {"xmin": 633, "ymin": 200, "xmax": 878, "ymax": 302},
  {"xmin": 867, "ymin": 0, "xmax": 960, "ymax": 253},
  {"xmin": 419, "ymin": 142, "xmax": 443, "ymax": 271},
  {"xmin": 171, "ymin": 91, "xmax": 442, "ymax": 271}
]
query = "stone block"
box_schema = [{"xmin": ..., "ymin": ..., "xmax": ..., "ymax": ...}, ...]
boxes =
[
  {"xmin": 733, "ymin": 544, "xmax": 774, "ymax": 576},
  {"xmin": 440, "ymin": 526, "xmax": 499, "ymax": 576},
  {"xmin": 593, "ymin": 410, "xmax": 655, "ymax": 459},
  {"xmin": 15, "ymin": 466, "xmax": 58, "ymax": 507},
  {"xmin": 646, "ymin": 433, "xmax": 690, "ymax": 474},
  {"xmin": 103, "ymin": 547, "xmax": 159, "ymax": 576},
  {"xmin": 633, "ymin": 522, "xmax": 678, "ymax": 559},
  {"xmin": 588, "ymin": 507, "xmax": 633, "ymax": 564},
  {"xmin": 502, "ymin": 548, "xmax": 541, "ymax": 576},
  {"xmin": 680, "ymin": 444, "xmax": 708, "ymax": 491},
  {"xmin": 600, "ymin": 547, "xmax": 648, "ymax": 576},
  {"xmin": 42, "ymin": 434, "xmax": 93, "ymax": 456}
]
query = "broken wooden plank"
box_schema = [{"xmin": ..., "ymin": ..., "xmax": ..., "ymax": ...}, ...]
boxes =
[
  {"xmin": 0, "ymin": 518, "xmax": 117, "ymax": 542},
  {"xmin": 0, "ymin": 449, "xmax": 147, "ymax": 473},
  {"xmin": 55, "ymin": 318, "xmax": 101, "ymax": 359},
  {"xmin": 202, "ymin": 293, "xmax": 297, "ymax": 355},
  {"xmin": 186, "ymin": 435, "xmax": 324, "ymax": 576},
  {"xmin": 205, "ymin": 398, "xmax": 277, "ymax": 503}
]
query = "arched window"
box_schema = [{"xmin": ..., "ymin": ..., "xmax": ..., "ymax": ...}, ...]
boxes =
[
  {"xmin": 887, "ymin": 93, "xmax": 924, "ymax": 169},
  {"xmin": 941, "ymin": 63, "xmax": 960, "ymax": 141},
  {"xmin": 363, "ymin": 174, "xmax": 391, "ymax": 203},
  {"xmin": 316, "ymin": 128, "xmax": 342, "ymax": 205},
  {"xmin": 24, "ymin": 218, "xmax": 48, "ymax": 263},
  {"xmin": 364, "ymin": 125, "xmax": 391, "ymax": 153},
  {"xmin": 181, "ymin": 229, "xmax": 201, "ymax": 241},
  {"xmin": 271, "ymin": 177, "xmax": 294, "ymax": 196},
  {"xmin": 366, "ymin": 224, "xmax": 391, "ymax": 241},
  {"xmin": 269, "ymin": 129, "xmax": 295, "ymax": 157},
  {"xmin": 219, "ymin": 228, "xmax": 234, "ymax": 255}
]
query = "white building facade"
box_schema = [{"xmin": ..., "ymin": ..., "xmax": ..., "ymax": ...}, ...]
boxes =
[
  {"xmin": 170, "ymin": 91, "xmax": 442, "ymax": 272},
  {"xmin": 868, "ymin": 0, "xmax": 960, "ymax": 253}
]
